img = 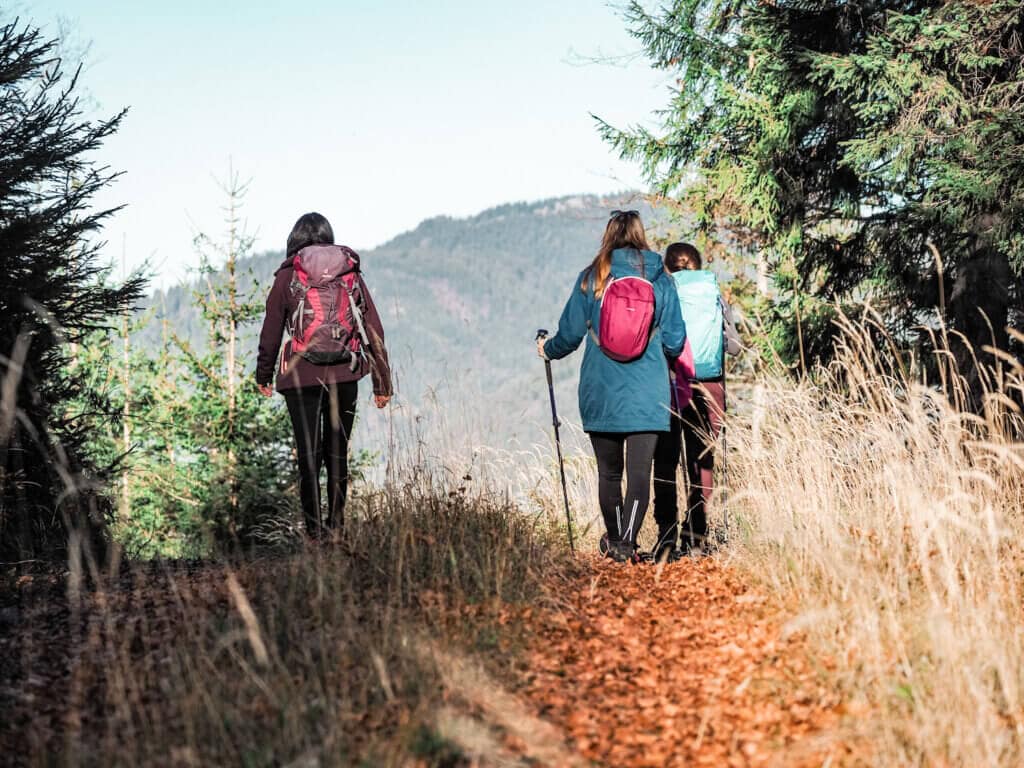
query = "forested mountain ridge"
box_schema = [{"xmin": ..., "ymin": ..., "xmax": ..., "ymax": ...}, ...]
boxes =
[{"xmin": 140, "ymin": 193, "xmax": 663, "ymax": 447}]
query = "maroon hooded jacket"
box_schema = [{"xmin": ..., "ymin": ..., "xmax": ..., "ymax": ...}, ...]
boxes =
[{"xmin": 256, "ymin": 246, "xmax": 392, "ymax": 395}]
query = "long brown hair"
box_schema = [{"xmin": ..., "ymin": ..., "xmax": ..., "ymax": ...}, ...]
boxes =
[{"xmin": 581, "ymin": 210, "xmax": 649, "ymax": 298}]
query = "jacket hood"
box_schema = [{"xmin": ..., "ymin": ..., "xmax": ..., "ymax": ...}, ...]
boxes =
[
  {"xmin": 610, "ymin": 248, "xmax": 663, "ymax": 281},
  {"xmin": 275, "ymin": 244, "xmax": 359, "ymax": 276}
]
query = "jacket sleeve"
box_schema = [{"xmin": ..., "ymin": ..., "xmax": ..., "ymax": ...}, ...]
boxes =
[
  {"xmin": 657, "ymin": 277, "xmax": 685, "ymax": 359},
  {"xmin": 543, "ymin": 275, "xmax": 590, "ymax": 360},
  {"xmin": 256, "ymin": 270, "xmax": 290, "ymax": 386},
  {"xmin": 721, "ymin": 295, "xmax": 742, "ymax": 356},
  {"xmin": 357, "ymin": 275, "xmax": 393, "ymax": 397}
]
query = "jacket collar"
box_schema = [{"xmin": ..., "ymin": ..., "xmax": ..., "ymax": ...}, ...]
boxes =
[{"xmin": 610, "ymin": 248, "xmax": 662, "ymax": 281}]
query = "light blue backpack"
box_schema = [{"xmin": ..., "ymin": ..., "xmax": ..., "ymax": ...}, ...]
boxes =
[{"xmin": 672, "ymin": 270, "xmax": 724, "ymax": 380}]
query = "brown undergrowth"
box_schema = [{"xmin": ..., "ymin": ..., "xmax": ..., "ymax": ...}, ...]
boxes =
[
  {"xmin": 2, "ymin": 496, "xmax": 854, "ymax": 768},
  {"xmin": 724, "ymin": 321, "xmax": 1024, "ymax": 765},
  {"xmin": 0, "ymin": 476, "xmax": 570, "ymax": 768}
]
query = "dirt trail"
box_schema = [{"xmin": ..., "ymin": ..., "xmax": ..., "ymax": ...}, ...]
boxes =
[
  {"xmin": 510, "ymin": 555, "xmax": 847, "ymax": 767},
  {"xmin": 2, "ymin": 553, "xmax": 850, "ymax": 766}
]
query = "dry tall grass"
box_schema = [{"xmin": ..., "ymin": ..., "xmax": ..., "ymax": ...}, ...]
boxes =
[
  {"xmin": 361, "ymin": 316, "xmax": 1024, "ymax": 764},
  {"xmin": 3, "ymin": 462, "xmax": 569, "ymax": 767},
  {"xmin": 721, "ymin": 318, "xmax": 1024, "ymax": 765},
  {"xmin": 487, "ymin": 314, "xmax": 1024, "ymax": 764}
]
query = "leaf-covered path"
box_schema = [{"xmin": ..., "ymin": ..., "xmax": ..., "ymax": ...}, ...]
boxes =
[
  {"xmin": 1, "ymin": 551, "xmax": 852, "ymax": 766},
  {"xmin": 511, "ymin": 555, "xmax": 848, "ymax": 767}
]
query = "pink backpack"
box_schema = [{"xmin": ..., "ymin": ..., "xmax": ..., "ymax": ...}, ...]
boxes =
[
  {"xmin": 588, "ymin": 275, "xmax": 656, "ymax": 362},
  {"xmin": 287, "ymin": 245, "xmax": 370, "ymax": 370}
]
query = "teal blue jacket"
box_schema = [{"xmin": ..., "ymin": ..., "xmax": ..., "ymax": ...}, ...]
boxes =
[{"xmin": 543, "ymin": 249, "xmax": 685, "ymax": 433}]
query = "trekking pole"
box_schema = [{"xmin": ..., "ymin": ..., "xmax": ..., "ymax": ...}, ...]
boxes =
[{"xmin": 536, "ymin": 329, "xmax": 575, "ymax": 555}]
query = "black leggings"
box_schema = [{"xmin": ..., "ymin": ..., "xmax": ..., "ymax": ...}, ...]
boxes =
[
  {"xmin": 652, "ymin": 412, "xmax": 685, "ymax": 549},
  {"xmin": 589, "ymin": 432, "xmax": 658, "ymax": 547},
  {"xmin": 653, "ymin": 381, "xmax": 725, "ymax": 548},
  {"xmin": 283, "ymin": 381, "xmax": 358, "ymax": 536}
]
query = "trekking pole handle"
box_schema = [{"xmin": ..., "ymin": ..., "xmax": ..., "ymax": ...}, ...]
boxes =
[
  {"xmin": 535, "ymin": 329, "xmax": 559, "ymax": 425},
  {"xmin": 536, "ymin": 331, "xmax": 555, "ymax": 389}
]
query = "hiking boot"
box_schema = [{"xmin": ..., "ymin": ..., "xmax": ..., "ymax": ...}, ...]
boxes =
[
  {"xmin": 624, "ymin": 541, "xmax": 651, "ymax": 565},
  {"xmin": 663, "ymin": 539, "xmax": 691, "ymax": 562},
  {"xmin": 650, "ymin": 539, "xmax": 676, "ymax": 564},
  {"xmin": 686, "ymin": 535, "xmax": 710, "ymax": 558},
  {"xmin": 634, "ymin": 548, "xmax": 655, "ymax": 565},
  {"xmin": 605, "ymin": 538, "xmax": 635, "ymax": 564}
]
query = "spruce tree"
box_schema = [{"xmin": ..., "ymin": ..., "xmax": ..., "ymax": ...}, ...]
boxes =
[
  {"xmin": 0, "ymin": 20, "xmax": 145, "ymax": 558},
  {"xmin": 604, "ymin": 0, "xmax": 1024, "ymax": 395},
  {"xmin": 166, "ymin": 172, "xmax": 297, "ymax": 546}
]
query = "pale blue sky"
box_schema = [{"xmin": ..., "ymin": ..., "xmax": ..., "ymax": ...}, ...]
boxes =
[{"xmin": 22, "ymin": 1, "xmax": 667, "ymax": 285}]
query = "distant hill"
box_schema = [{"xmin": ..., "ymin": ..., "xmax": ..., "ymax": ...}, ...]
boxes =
[{"xmin": 141, "ymin": 193, "xmax": 675, "ymax": 453}]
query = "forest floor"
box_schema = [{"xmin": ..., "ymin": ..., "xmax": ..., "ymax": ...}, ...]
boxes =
[
  {"xmin": 501, "ymin": 555, "xmax": 852, "ymax": 767},
  {"xmin": 0, "ymin": 551, "xmax": 854, "ymax": 767}
]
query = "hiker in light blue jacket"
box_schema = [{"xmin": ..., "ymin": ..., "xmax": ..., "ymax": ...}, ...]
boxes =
[
  {"xmin": 537, "ymin": 210, "xmax": 685, "ymax": 563},
  {"xmin": 652, "ymin": 242, "xmax": 741, "ymax": 562}
]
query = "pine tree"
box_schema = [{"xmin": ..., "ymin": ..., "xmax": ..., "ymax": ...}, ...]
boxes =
[
  {"xmin": 168, "ymin": 171, "xmax": 297, "ymax": 545},
  {"xmin": 604, "ymin": 0, "xmax": 1024, "ymax": 395},
  {"xmin": 0, "ymin": 20, "xmax": 146, "ymax": 558}
]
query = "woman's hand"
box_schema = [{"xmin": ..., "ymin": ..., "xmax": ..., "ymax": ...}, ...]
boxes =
[
  {"xmin": 374, "ymin": 394, "xmax": 392, "ymax": 409},
  {"xmin": 536, "ymin": 338, "xmax": 549, "ymax": 360},
  {"xmin": 258, "ymin": 384, "xmax": 274, "ymax": 398}
]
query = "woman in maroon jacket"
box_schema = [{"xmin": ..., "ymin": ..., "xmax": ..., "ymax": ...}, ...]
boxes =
[{"xmin": 257, "ymin": 212, "xmax": 392, "ymax": 538}]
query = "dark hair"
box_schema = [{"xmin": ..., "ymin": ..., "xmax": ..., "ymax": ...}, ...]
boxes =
[
  {"xmin": 287, "ymin": 212, "xmax": 334, "ymax": 257},
  {"xmin": 664, "ymin": 242, "xmax": 701, "ymax": 273}
]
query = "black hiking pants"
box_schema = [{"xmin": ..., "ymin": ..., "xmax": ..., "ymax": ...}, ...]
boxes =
[
  {"xmin": 653, "ymin": 380, "xmax": 725, "ymax": 549},
  {"xmin": 283, "ymin": 381, "xmax": 358, "ymax": 537},
  {"xmin": 652, "ymin": 410, "xmax": 685, "ymax": 551},
  {"xmin": 589, "ymin": 432, "xmax": 658, "ymax": 548}
]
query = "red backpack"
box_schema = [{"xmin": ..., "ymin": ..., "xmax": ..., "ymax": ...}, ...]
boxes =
[
  {"xmin": 588, "ymin": 275, "xmax": 657, "ymax": 362},
  {"xmin": 287, "ymin": 245, "xmax": 370, "ymax": 370}
]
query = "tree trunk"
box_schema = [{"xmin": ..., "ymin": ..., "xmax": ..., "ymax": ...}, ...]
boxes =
[
  {"xmin": 120, "ymin": 306, "xmax": 131, "ymax": 521},
  {"xmin": 225, "ymin": 175, "xmax": 240, "ymax": 516},
  {"xmin": 949, "ymin": 243, "xmax": 1011, "ymax": 409}
]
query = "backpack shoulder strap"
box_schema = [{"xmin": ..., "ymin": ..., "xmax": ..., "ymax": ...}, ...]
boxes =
[
  {"xmin": 585, "ymin": 276, "xmax": 608, "ymax": 347},
  {"xmin": 341, "ymin": 273, "xmax": 371, "ymax": 346},
  {"xmin": 339, "ymin": 245, "xmax": 361, "ymax": 271},
  {"xmin": 585, "ymin": 301, "xmax": 599, "ymax": 344}
]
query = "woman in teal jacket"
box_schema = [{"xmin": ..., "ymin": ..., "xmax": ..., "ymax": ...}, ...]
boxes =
[{"xmin": 537, "ymin": 210, "xmax": 685, "ymax": 562}]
